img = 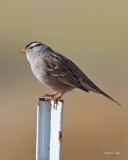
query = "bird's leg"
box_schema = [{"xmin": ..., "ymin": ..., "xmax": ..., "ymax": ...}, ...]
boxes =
[
  {"xmin": 52, "ymin": 92, "xmax": 64, "ymax": 109},
  {"xmin": 43, "ymin": 92, "xmax": 58, "ymax": 100},
  {"xmin": 42, "ymin": 92, "xmax": 64, "ymax": 109}
]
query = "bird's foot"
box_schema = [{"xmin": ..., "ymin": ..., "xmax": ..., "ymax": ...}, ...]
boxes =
[
  {"xmin": 52, "ymin": 92, "xmax": 64, "ymax": 109},
  {"xmin": 41, "ymin": 92, "xmax": 64, "ymax": 109},
  {"xmin": 43, "ymin": 92, "xmax": 58, "ymax": 101},
  {"xmin": 52, "ymin": 98, "xmax": 58, "ymax": 110}
]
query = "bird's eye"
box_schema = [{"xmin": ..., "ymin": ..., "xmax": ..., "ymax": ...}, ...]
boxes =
[{"xmin": 29, "ymin": 46, "xmax": 34, "ymax": 49}]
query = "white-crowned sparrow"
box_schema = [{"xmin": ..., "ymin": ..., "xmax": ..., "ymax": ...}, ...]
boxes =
[{"xmin": 21, "ymin": 41, "xmax": 121, "ymax": 106}]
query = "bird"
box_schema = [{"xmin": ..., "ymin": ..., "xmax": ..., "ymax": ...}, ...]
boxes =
[{"xmin": 21, "ymin": 41, "xmax": 121, "ymax": 106}]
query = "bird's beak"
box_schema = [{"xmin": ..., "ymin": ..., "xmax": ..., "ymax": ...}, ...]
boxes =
[{"xmin": 20, "ymin": 48, "xmax": 27, "ymax": 54}]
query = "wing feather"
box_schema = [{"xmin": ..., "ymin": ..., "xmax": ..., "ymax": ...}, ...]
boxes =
[{"xmin": 43, "ymin": 52, "xmax": 88, "ymax": 91}]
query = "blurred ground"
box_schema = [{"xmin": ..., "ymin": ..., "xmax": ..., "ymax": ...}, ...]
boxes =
[{"xmin": 0, "ymin": 0, "xmax": 128, "ymax": 160}]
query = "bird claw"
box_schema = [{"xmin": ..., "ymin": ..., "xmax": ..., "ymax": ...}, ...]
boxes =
[
  {"xmin": 42, "ymin": 93, "xmax": 56, "ymax": 101},
  {"xmin": 42, "ymin": 92, "xmax": 64, "ymax": 110},
  {"xmin": 53, "ymin": 102, "xmax": 58, "ymax": 110},
  {"xmin": 52, "ymin": 97, "xmax": 59, "ymax": 110}
]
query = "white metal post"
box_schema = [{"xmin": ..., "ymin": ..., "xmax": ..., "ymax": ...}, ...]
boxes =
[{"xmin": 36, "ymin": 98, "xmax": 64, "ymax": 160}]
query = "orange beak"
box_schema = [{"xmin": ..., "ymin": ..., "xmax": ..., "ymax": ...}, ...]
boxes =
[{"xmin": 20, "ymin": 48, "xmax": 27, "ymax": 54}]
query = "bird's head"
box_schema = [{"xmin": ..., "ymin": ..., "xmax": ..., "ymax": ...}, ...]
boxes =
[{"xmin": 20, "ymin": 41, "xmax": 44, "ymax": 55}]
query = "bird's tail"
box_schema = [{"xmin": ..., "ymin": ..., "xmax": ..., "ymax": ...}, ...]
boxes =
[
  {"xmin": 81, "ymin": 79, "xmax": 122, "ymax": 107},
  {"xmin": 96, "ymin": 88, "xmax": 122, "ymax": 107}
]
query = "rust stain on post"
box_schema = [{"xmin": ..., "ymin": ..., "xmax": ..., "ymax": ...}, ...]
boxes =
[
  {"xmin": 39, "ymin": 97, "xmax": 47, "ymax": 101},
  {"xmin": 59, "ymin": 99, "xmax": 64, "ymax": 103},
  {"xmin": 39, "ymin": 97, "xmax": 51, "ymax": 103},
  {"xmin": 58, "ymin": 131, "xmax": 62, "ymax": 142}
]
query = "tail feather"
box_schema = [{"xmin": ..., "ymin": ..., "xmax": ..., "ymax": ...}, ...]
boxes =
[
  {"xmin": 81, "ymin": 79, "xmax": 122, "ymax": 107},
  {"xmin": 97, "ymin": 88, "xmax": 122, "ymax": 107}
]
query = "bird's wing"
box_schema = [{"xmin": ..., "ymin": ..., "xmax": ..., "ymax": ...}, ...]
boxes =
[
  {"xmin": 43, "ymin": 52, "xmax": 88, "ymax": 92},
  {"xmin": 43, "ymin": 51, "xmax": 121, "ymax": 106}
]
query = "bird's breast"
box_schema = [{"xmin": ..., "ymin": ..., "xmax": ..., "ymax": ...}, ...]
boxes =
[
  {"xmin": 30, "ymin": 59, "xmax": 47, "ymax": 83},
  {"xmin": 29, "ymin": 58, "xmax": 75, "ymax": 92}
]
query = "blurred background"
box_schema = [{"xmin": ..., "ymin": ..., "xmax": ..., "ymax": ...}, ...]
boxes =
[{"xmin": 0, "ymin": 0, "xmax": 128, "ymax": 159}]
